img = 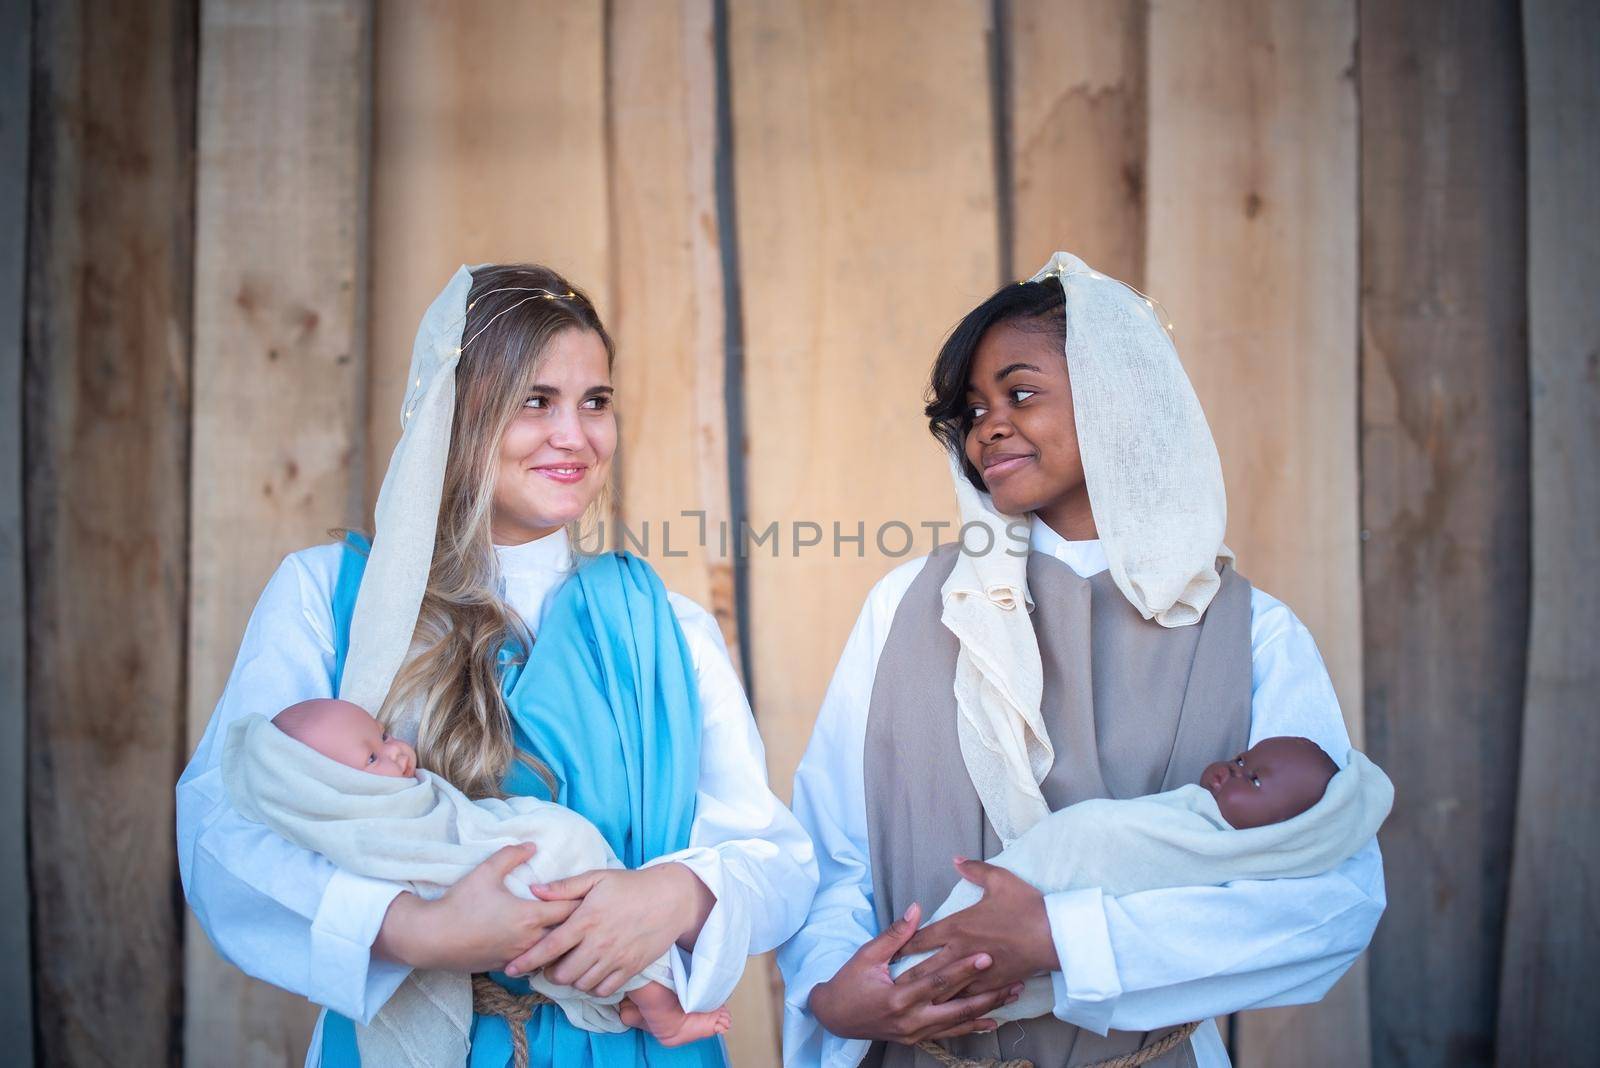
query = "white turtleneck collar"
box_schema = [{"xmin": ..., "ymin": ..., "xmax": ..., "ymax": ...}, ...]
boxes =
[
  {"xmin": 1028, "ymin": 514, "xmax": 1108, "ymax": 580},
  {"xmin": 493, "ymin": 526, "xmax": 574, "ymax": 578}
]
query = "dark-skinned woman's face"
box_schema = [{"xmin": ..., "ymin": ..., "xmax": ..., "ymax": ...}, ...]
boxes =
[{"xmin": 961, "ymin": 321, "xmax": 1087, "ymax": 521}]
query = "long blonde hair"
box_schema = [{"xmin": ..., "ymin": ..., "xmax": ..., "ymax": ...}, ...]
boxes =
[{"xmin": 378, "ymin": 264, "xmax": 615, "ymax": 799}]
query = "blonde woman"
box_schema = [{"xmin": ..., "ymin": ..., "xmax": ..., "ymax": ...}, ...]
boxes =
[{"xmin": 178, "ymin": 264, "xmax": 817, "ymax": 1067}]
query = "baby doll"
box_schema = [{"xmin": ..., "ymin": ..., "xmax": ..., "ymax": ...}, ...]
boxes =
[
  {"xmin": 892, "ymin": 735, "xmax": 1392, "ymax": 1024},
  {"xmin": 223, "ymin": 698, "xmax": 729, "ymax": 1062},
  {"xmin": 1198, "ymin": 734, "xmax": 1341, "ymax": 829}
]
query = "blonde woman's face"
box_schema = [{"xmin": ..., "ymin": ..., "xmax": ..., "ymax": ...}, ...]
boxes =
[{"xmin": 490, "ymin": 327, "xmax": 616, "ymax": 545}]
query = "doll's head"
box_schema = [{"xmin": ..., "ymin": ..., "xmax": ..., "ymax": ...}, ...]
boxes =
[
  {"xmin": 1200, "ymin": 736, "xmax": 1338, "ymax": 830},
  {"xmin": 273, "ymin": 698, "xmax": 418, "ymax": 779}
]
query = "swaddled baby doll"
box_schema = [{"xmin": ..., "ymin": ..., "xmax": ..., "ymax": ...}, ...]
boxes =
[
  {"xmin": 222, "ymin": 698, "xmax": 729, "ymax": 1063},
  {"xmin": 892, "ymin": 735, "xmax": 1393, "ymax": 1024}
]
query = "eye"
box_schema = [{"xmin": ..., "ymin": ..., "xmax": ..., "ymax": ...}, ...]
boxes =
[
  {"xmin": 1010, "ymin": 388, "xmax": 1036, "ymax": 404},
  {"xmin": 581, "ymin": 395, "xmax": 611, "ymax": 410},
  {"xmin": 1235, "ymin": 757, "xmax": 1245, "ymax": 766},
  {"xmin": 1250, "ymin": 775, "xmax": 1261, "ymax": 788},
  {"xmin": 968, "ymin": 404, "xmax": 989, "ymax": 421},
  {"xmin": 366, "ymin": 753, "xmax": 377, "ymax": 765},
  {"xmin": 381, "ymin": 732, "xmax": 389, "ymax": 742},
  {"xmin": 523, "ymin": 394, "xmax": 548, "ymax": 410}
]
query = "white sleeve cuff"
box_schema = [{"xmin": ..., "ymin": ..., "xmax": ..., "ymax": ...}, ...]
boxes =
[
  {"xmin": 646, "ymin": 846, "xmax": 751, "ymax": 1012},
  {"xmin": 308, "ymin": 868, "xmax": 409, "ymax": 1021},
  {"xmin": 1045, "ymin": 887, "xmax": 1122, "ymax": 1035}
]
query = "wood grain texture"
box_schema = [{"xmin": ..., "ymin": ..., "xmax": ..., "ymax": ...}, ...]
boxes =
[
  {"xmin": 608, "ymin": 2, "xmax": 776, "ymax": 1062},
  {"xmin": 730, "ymin": 0, "xmax": 997, "ymax": 803},
  {"xmin": 25, "ymin": 0, "xmax": 196, "ymax": 1062},
  {"xmin": 1144, "ymin": 2, "xmax": 1365, "ymax": 1063},
  {"xmin": 184, "ymin": 2, "xmax": 373, "ymax": 1064},
  {"xmin": 609, "ymin": 0, "xmax": 740, "ymax": 656},
  {"xmin": 1360, "ymin": 2, "xmax": 1529, "ymax": 1064},
  {"xmin": 367, "ymin": 0, "xmax": 610, "ymax": 510},
  {"xmin": 1496, "ymin": 1, "xmax": 1599, "ymax": 1060},
  {"xmin": 1006, "ymin": 0, "xmax": 1146, "ymax": 285},
  {"xmin": 0, "ymin": 0, "xmax": 31, "ymax": 1058}
]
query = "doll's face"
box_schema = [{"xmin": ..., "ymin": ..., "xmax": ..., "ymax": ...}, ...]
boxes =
[
  {"xmin": 1201, "ymin": 736, "xmax": 1338, "ymax": 830},
  {"xmin": 490, "ymin": 326, "xmax": 617, "ymax": 545},
  {"xmin": 274, "ymin": 698, "xmax": 417, "ymax": 779},
  {"xmin": 962, "ymin": 321, "xmax": 1091, "ymax": 533}
]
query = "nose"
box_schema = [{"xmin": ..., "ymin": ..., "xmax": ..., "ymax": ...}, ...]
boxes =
[
  {"xmin": 546, "ymin": 407, "xmax": 585, "ymax": 450},
  {"xmin": 970, "ymin": 410, "xmax": 1013, "ymax": 448},
  {"xmin": 390, "ymin": 739, "xmax": 416, "ymax": 776}
]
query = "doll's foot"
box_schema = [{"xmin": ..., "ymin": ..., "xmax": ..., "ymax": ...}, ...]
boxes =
[{"xmin": 620, "ymin": 987, "xmax": 731, "ymax": 1047}]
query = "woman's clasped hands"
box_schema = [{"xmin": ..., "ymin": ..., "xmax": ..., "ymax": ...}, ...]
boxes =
[
  {"xmin": 807, "ymin": 901, "xmax": 1025, "ymax": 1047},
  {"xmin": 374, "ymin": 843, "xmax": 579, "ymax": 973},
  {"xmin": 513, "ymin": 860, "xmax": 716, "ymax": 997}
]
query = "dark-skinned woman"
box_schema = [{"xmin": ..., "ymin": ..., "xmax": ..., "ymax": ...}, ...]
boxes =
[{"xmin": 778, "ymin": 253, "xmax": 1385, "ymax": 1068}]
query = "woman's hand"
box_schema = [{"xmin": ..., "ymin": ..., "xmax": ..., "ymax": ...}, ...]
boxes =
[
  {"xmin": 809, "ymin": 902, "xmax": 1022, "ymax": 1045},
  {"xmin": 373, "ymin": 843, "xmax": 580, "ymax": 972},
  {"xmin": 506, "ymin": 863, "xmax": 715, "ymax": 997},
  {"xmin": 893, "ymin": 858, "xmax": 1058, "ymax": 997}
]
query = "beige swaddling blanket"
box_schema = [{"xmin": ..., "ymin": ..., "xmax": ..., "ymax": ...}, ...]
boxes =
[
  {"xmin": 221, "ymin": 713, "xmax": 674, "ymax": 1067},
  {"xmin": 890, "ymin": 749, "xmax": 1394, "ymax": 1023}
]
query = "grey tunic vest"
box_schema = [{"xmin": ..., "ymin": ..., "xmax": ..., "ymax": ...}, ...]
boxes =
[{"xmin": 862, "ymin": 545, "xmax": 1253, "ymax": 1068}]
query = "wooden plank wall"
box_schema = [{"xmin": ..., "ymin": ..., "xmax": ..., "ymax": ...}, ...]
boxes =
[
  {"xmin": 185, "ymin": 2, "xmax": 373, "ymax": 1064},
  {"xmin": 1360, "ymin": 2, "xmax": 1530, "ymax": 1065},
  {"xmin": 1006, "ymin": 0, "xmax": 1147, "ymax": 283},
  {"xmin": 0, "ymin": 0, "xmax": 31, "ymax": 1058},
  {"xmin": 608, "ymin": 1, "xmax": 779, "ymax": 1057},
  {"xmin": 366, "ymin": 0, "xmax": 610, "ymax": 506},
  {"xmin": 1497, "ymin": 1, "xmax": 1600, "ymax": 1061},
  {"xmin": 730, "ymin": 0, "xmax": 994, "ymax": 802},
  {"xmin": 24, "ymin": 1, "xmax": 196, "ymax": 1064},
  {"xmin": 1144, "ymin": 2, "xmax": 1365, "ymax": 1063}
]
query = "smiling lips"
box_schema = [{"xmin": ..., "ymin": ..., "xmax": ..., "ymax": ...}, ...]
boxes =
[
  {"xmin": 534, "ymin": 462, "xmax": 588, "ymax": 485},
  {"xmin": 982, "ymin": 452, "xmax": 1034, "ymax": 480}
]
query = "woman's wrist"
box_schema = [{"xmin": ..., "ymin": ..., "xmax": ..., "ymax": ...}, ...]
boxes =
[
  {"xmin": 1026, "ymin": 893, "xmax": 1061, "ymax": 975},
  {"xmin": 661, "ymin": 861, "xmax": 716, "ymax": 951},
  {"xmin": 373, "ymin": 891, "xmax": 431, "ymax": 968}
]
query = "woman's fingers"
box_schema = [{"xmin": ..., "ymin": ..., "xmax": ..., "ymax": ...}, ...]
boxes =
[
  {"xmin": 596, "ymin": 969, "xmax": 632, "ymax": 999},
  {"xmin": 505, "ymin": 915, "xmax": 586, "ymax": 978},
  {"xmin": 572, "ymin": 959, "xmax": 611, "ymax": 994},
  {"xmin": 907, "ymin": 951, "xmax": 992, "ymax": 1006},
  {"xmin": 484, "ymin": 841, "xmax": 539, "ymax": 878},
  {"xmin": 545, "ymin": 943, "xmax": 601, "ymax": 988},
  {"xmin": 922, "ymin": 1015, "xmax": 1000, "ymax": 1042},
  {"xmin": 859, "ymin": 903, "xmax": 922, "ymax": 967},
  {"xmin": 530, "ymin": 868, "xmax": 605, "ymax": 902},
  {"xmin": 913, "ymin": 982, "xmax": 1019, "ymax": 1041},
  {"xmin": 898, "ymin": 913, "xmax": 954, "ymax": 959},
  {"xmin": 895, "ymin": 947, "xmax": 955, "ymax": 988}
]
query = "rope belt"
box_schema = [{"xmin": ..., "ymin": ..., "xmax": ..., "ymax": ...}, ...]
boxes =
[
  {"xmin": 915, "ymin": 1019, "xmax": 1200, "ymax": 1068},
  {"xmin": 471, "ymin": 974, "xmax": 552, "ymax": 1068}
]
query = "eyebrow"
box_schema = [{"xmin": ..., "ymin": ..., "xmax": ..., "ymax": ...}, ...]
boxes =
[
  {"xmin": 527, "ymin": 384, "xmax": 615, "ymax": 398},
  {"xmin": 967, "ymin": 362, "xmax": 1045, "ymax": 394}
]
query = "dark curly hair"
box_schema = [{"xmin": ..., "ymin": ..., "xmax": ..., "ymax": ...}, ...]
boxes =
[{"xmin": 925, "ymin": 280, "xmax": 1066, "ymax": 490}]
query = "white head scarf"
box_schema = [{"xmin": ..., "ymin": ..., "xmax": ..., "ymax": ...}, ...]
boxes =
[
  {"xmin": 339, "ymin": 266, "xmax": 474, "ymax": 723},
  {"xmin": 941, "ymin": 251, "xmax": 1231, "ymax": 843}
]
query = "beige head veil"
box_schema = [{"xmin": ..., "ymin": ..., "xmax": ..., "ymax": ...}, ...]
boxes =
[
  {"xmin": 339, "ymin": 266, "xmax": 474, "ymax": 727},
  {"xmin": 941, "ymin": 251, "xmax": 1231, "ymax": 843}
]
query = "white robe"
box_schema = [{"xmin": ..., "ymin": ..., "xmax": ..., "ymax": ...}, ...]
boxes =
[
  {"xmin": 177, "ymin": 528, "xmax": 818, "ymax": 1066},
  {"xmin": 777, "ymin": 516, "xmax": 1387, "ymax": 1068}
]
